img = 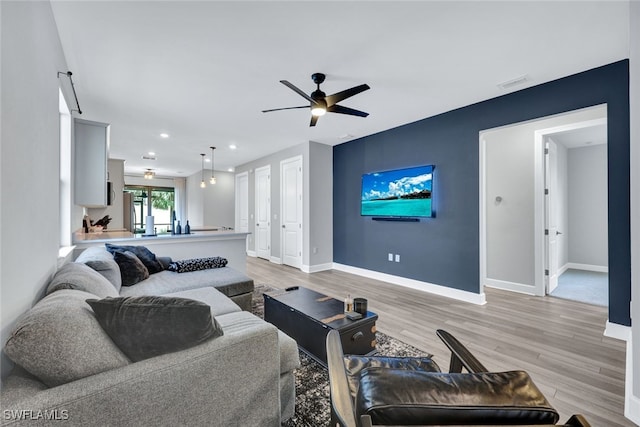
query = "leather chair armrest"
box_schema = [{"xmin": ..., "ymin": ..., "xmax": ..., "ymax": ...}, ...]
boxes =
[
  {"xmin": 356, "ymin": 368, "xmax": 559, "ymax": 426},
  {"xmin": 436, "ymin": 329, "xmax": 488, "ymax": 373}
]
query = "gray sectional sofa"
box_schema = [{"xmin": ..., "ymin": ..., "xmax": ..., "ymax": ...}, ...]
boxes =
[{"xmin": 1, "ymin": 246, "xmax": 300, "ymax": 426}]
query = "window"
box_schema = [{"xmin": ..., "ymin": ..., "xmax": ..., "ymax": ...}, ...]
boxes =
[
  {"xmin": 59, "ymin": 88, "xmax": 72, "ymax": 247},
  {"xmin": 125, "ymin": 186, "xmax": 175, "ymax": 234}
]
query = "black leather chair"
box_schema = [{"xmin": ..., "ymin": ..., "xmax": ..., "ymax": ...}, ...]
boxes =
[{"xmin": 326, "ymin": 329, "xmax": 591, "ymax": 427}]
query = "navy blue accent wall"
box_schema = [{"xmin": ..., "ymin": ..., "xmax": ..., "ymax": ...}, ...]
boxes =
[{"xmin": 333, "ymin": 60, "xmax": 630, "ymax": 326}]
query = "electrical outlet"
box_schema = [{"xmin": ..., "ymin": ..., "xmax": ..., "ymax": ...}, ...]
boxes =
[
  {"xmin": 395, "ymin": 254, "xmax": 400, "ymax": 262},
  {"xmin": 388, "ymin": 253, "xmax": 393, "ymax": 261}
]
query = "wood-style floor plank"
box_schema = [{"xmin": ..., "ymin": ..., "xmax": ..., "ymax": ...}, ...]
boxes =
[{"xmin": 246, "ymin": 257, "xmax": 633, "ymax": 427}]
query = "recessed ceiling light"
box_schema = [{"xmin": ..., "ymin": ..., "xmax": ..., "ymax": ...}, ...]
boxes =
[
  {"xmin": 228, "ymin": 167, "xmax": 234, "ymax": 172},
  {"xmin": 339, "ymin": 133, "xmax": 354, "ymax": 139},
  {"xmin": 160, "ymin": 133, "xmax": 169, "ymax": 138},
  {"xmin": 148, "ymin": 151, "xmax": 156, "ymax": 156},
  {"xmin": 205, "ymin": 158, "xmax": 211, "ymax": 163},
  {"xmin": 229, "ymin": 144, "xmax": 237, "ymax": 150}
]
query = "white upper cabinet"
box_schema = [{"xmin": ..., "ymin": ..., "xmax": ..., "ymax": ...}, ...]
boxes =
[{"xmin": 74, "ymin": 118, "xmax": 110, "ymax": 207}]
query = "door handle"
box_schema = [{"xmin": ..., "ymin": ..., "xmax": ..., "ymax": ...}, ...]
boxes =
[
  {"xmin": 282, "ymin": 225, "xmax": 285, "ymax": 228},
  {"xmin": 556, "ymin": 231, "xmax": 563, "ymax": 235}
]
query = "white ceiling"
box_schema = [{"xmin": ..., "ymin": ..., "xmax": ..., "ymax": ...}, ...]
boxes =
[
  {"xmin": 50, "ymin": 1, "xmax": 629, "ymax": 178},
  {"xmin": 550, "ymin": 123, "xmax": 608, "ymax": 149}
]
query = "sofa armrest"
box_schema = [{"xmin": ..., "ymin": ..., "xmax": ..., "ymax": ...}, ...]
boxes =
[{"xmin": 2, "ymin": 322, "xmax": 281, "ymax": 427}]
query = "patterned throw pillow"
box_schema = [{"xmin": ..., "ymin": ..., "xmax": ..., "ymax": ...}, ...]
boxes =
[{"xmin": 167, "ymin": 257, "xmax": 228, "ymax": 273}]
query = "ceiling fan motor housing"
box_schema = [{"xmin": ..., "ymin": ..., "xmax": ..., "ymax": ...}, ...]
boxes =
[{"xmin": 311, "ymin": 73, "xmax": 326, "ymax": 85}]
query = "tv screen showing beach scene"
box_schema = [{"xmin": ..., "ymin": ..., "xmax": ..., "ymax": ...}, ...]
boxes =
[{"xmin": 361, "ymin": 165, "xmax": 434, "ymax": 218}]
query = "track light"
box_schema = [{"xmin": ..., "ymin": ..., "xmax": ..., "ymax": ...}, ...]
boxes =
[
  {"xmin": 200, "ymin": 154, "xmax": 206, "ymax": 188},
  {"xmin": 209, "ymin": 146, "xmax": 216, "ymax": 184}
]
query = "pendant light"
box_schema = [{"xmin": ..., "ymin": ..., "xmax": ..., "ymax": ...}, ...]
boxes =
[
  {"xmin": 144, "ymin": 169, "xmax": 155, "ymax": 179},
  {"xmin": 200, "ymin": 153, "xmax": 206, "ymax": 188},
  {"xmin": 209, "ymin": 146, "xmax": 217, "ymax": 184}
]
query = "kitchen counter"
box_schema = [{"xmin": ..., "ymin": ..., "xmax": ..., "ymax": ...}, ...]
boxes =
[{"xmin": 72, "ymin": 229, "xmax": 250, "ymax": 273}]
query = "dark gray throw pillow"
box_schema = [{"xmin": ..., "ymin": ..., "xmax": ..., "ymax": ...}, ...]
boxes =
[
  {"xmin": 113, "ymin": 250, "xmax": 149, "ymax": 286},
  {"xmin": 105, "ymin": 243, "xmax": 163, "ymax": 274},
  {"xmin": 86, "ymin": 296, "xmax": 223, "ymax": 362}
]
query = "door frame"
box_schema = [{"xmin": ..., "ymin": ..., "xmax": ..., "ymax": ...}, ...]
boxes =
[{"xmin": 533, "ymin": 117, "xmax": 608, "ymax": 295}]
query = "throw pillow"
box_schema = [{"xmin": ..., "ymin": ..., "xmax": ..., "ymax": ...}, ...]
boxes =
[
  {"xmin": 46, "ymin": 262, "xmax": 120, "ymax": 298},
  {"xmin": 86, "ymin": 296, "xmax": 223, "ymax": 362},
  {"xmin": 105, "ymin": 243, "xmax": 163, "ymax": 274},
  {"xmin": 167, "ymin": 257, "xmax": 228, "ymax": 273},
  {"xmin": 113, "ymin": 250, "xmax": 149, "ymax": 286},
  {"xmin": 75, "ymin": 246, "xmax": 122, "ymax": 291},
  {"xmin": 4, "ymin": 290, "xmax": 130, "ymax": 387}
]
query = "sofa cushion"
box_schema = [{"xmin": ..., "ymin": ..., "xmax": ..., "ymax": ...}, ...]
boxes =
[
  {"xmin": 216, "ymin": 311, "xmax": 300, "ymax": 374},
  {"xmin": 162, "ymin": 287, "xmax": 241, "ymax": 316},
  {"xmin": 119, "ymin": 267, "xmax": 254, "ymax": 299},
  {"xmin": 113, "ymin": 250, "xmax": 150, "ymax": 286},
  {"xmin": 4, "ymin": 290, "xmax": 130, "ymax": 387},
  {"xmin": 75, "ymin": 246, "xmax": 122, "ymax": 292},
  {"xmin": 86, "ymin": 296, "xmax": 223, "ymax": 362},
  {"xmin": 105, "ymin": 243, "xmax": 163, "ymax": 274},
  {"xmin": 46, "ymin": 262, "xmax": 119, "ymax": 298},
  {"xmin": 168, "ymin": 257, "xmax": 228, "ymax": 273}
]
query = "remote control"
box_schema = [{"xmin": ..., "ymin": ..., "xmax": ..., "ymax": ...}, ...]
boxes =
[{"xmin": 345, "ymin": 311, "xmax": 363, "ymax": 320}]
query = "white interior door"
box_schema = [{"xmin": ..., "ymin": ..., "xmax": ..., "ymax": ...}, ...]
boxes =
[
  {"xmin": 255, "ymin": 165, "xmax": 271, "ymax": 260},
  {"xmin": 235, "ymin": 172, "xmax": 249, "ymax": 250},
  {"xmin": 281, "ymin": 156, "xmax": 303, "ymax": 268},
  {"xmin": 545, "ymin": 139, "xmax": 560, "ymax": 293}
]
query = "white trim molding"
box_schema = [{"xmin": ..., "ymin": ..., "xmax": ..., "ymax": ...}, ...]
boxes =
[
  {"xmin": 333, "ymin": 263, "xmax": 486, "ymax": 305},
  {"xmin": 626, "ymin": 335, "xmax": 640, "ymax": 424},
  {"xmin": 484, "ymin": 278, "xmax": 538, "ymax": 296},
  {"xmin": 604, "ymin": 321, "xmax": 631, "ymax": 341},
  {"xmin": 270, "ymin": 256, "xmax": 282, "ymax": 265},
  {"xmin": 302, "ymin": 262, "xmax": 333, "ymax": 274},
  {"xmin": 247, "ymin": 250, "xmax": 257, "ymax": 258},
  {"xmin": 565, "ymin": 262, "xmax": 608, "ymax": 273}
]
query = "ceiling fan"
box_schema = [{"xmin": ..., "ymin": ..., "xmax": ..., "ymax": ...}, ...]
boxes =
[{"xmin": 262, "ymin": 73, "xmax": 370, "ymax": 127}]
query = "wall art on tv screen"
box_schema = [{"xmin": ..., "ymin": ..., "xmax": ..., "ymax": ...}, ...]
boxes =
[{"xmin": 361, "ymin": 164, "xmax": 434, "ymax": 218}]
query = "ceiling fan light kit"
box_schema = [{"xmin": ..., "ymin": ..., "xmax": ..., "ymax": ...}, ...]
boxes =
[{"xmin": 263, "ymin": 72, "xmax": 370, "ymax": 126}]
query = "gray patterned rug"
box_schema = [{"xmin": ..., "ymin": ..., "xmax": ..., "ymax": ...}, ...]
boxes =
[{"xmin": 251, "ymin": 285, "xmax": 427, "ymax": 427}]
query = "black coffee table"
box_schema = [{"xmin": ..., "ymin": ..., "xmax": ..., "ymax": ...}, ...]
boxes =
[{"xmin": 263, "ymin": 287, "xmax": 378, "ymax": 367}]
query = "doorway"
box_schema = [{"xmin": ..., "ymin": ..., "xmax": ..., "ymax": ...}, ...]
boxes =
[
  {"xmin": 280, "ymin": 156, "xmax": 303, "ymax": 269},
  {"xmin": 254, "ymin": 165, "xmax": 271, "ymax": 260},
  {"xmin": 235, "ymin": 171, "xmax": 249, "ymax": 251},
  {"xmin": 480, "ymin": 105, "xmax": 608, "ymax": 305}
]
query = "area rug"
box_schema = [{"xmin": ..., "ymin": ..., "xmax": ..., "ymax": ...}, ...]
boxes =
[{"xmin": 251, "ymin": 285, "xmax": 428, "ymax": 427}]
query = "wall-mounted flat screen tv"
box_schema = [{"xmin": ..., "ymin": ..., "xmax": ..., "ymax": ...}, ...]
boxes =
[{"xmin": 361, "ymin": 164, "xmax": 434, "ymax": 218}]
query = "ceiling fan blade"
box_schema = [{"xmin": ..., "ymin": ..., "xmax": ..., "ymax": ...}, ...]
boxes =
[
  {"xmin": 262, "ymin": 106, "xmax": 308, "ymax": 113},
  {"xmin": 324, "ymin": 84, "xmax": 370, "ymax": 107},
  {"xmin": 327, "ymin": 104, "xmax": 369, "ymax": 117},
  {"xmin": 280, "ymin": 80, "xmax": 316, "ymax": 104},
  {"xmin": 310, "ymin": 115, "xmax": 319, "ymax": 127}
]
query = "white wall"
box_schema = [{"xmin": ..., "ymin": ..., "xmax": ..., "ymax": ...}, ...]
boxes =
[
  {"xmin": 555, "ymin": 140, "xmax": 570, "ymax": 269},
  {"xmin": 185, "ymin": 170, "xmax": 235, "ymax": 228},
  {"xmin": 0, "ymin": 1, "xmax": 74, "ymax": 380},
  {"xmin": 235, "ymin": 141, "xmax": 333, "ymax": 271},
  {"xmin": 567, "ymin": 144, "xmax": 608, "ymax": 268}
]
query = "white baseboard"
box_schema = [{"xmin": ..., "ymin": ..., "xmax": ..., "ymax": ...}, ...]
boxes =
[
  {"xmin": 332, "ymin": 263, "xmax": 486, "ymax": 305},
  {"xmin": 484, "ymin": 278, "xmax": 539, "ymax": 296},
  {"xmin": 604, "ymin": 321, "xmax": 631, "ymax": 341},
  {"xmin": 625, "ymin": 335, "xmax": 640, "ymax": 424},
  {"xmin": 558, "ymin": 263, "xmax": 569, "ymax": 276},
  {"xmin": 566, "ymin": 262, "xmax": 608, "ymax": 273},
  {"xmin": 270, "ymin": 256, "xmax": 282, "ymax": 264},
  {"xmin": 247, "ymin": 250, "xmax": 257, "ymax": 257},
  {"xmin": 302, "ymin": 262, "xmax": 333, "ymax": 273}
]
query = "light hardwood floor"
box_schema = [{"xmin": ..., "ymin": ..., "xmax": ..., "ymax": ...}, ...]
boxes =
[{"xmin": 247, "ymin": 257, "xmax": 634, "ymax": 427}]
